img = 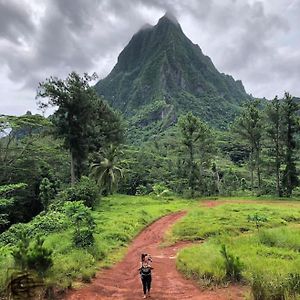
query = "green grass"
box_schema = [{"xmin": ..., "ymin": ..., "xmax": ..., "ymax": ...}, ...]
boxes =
[
  {"xmin": 167, "ymin": 203, "xmax": 300, "ymax": 243},
  {"xmin": 0, "ymin": 194, "xmax": 193, "ymax": 291},
  {"xmin": 1, "ymin": 195, "xmax": 300, "ymax": 298},
  {"xmin": 177, "ymin": 228, "xmax": 300, "ymax": 299},
  {"xmin": 170, "ymin": 202, "xmax": 300, "ymax": 299}
]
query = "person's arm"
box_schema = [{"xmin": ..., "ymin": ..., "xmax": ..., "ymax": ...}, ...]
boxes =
[{"xmin": 138, "ymin": 262, "xmax": 142, "ymax": 271}]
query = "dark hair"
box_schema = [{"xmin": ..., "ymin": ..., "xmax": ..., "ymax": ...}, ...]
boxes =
[{"xmin": 141, "ymin": 253, "xmax": 147, "ymax": 262}]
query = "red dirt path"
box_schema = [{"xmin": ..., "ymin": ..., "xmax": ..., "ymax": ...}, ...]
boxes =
[{"xmin": 63, "ymin": 211, "xmax": 247, "ymax": 300}]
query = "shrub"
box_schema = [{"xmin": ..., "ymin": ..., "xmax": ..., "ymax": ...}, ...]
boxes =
[
  {"xmin": 73, "ymin": 228, "xmax": 94, "ymax": 248},
  {"xmin": 220, "ymin": 244, "xmax": 243, "ymax": 282},
  {"xmin": 0, "ymin": 223, "xmax": 30, "ymax": 246},
  {"xmin": 39, "ymin": 177, "xmax": 59, "ymax": 210},
  {"xmin": 0, "ymin": 211, "xmax": 68, "ymax": 246},
  {"xmin": 57, "ymin": 176, "xmax": 99, "ymax": 208},
  {"xmin": 250, "ymin": 273, "xmax": 295, "ymax": 300},
  {"xmin": 287, "ymin": 273, "xmax": 300, "ymax": 295},
  {"xmin": 135, "ymin": 184, "xmax": 151, "ymax": 195},
  {"xmin": 151, "ymin": 183, "xmax": 172, "ymax": 198},
  {"xmin": 248, "ymin": 213, "xmax": 268, "ymax": 232},
  {"xmin": 12, "ymin": 234, "xmax": 53, "ymax": 277},
  {"xmin": 258, "ymin": 227, "xmax": 300, "ymax": 252},
  {"xmin": 64, "ymin": 201, "xmax": 96, "ymax": 248},
  {"xmin": 26, "ymin": 236, "xmax": 53, "ymax": 277}
]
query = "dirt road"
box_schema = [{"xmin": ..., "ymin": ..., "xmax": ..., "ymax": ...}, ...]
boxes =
[{"xmin": 63, "ymin": 211, "xmax": 246, "ymax": 300}]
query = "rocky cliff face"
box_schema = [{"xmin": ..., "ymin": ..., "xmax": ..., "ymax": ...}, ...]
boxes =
[{"xmin": 95, "ymin": 13, "xmax": 250, "ymax": 131}]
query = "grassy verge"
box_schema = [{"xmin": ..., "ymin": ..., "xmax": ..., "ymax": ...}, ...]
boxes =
[
  {"xmin": 167, "ymin": 203, "xmax": 300, "ymax": 243},
  {"xmin": 0, "ymin": 194, "xmax": 193, "ymax": 291},
  {"xmin": 167, "ymin": 202, "xmax": 300, "ymax": 299}
]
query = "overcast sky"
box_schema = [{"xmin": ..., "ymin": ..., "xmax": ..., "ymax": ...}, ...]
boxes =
[{"xmin": 1, "ymin": 0, "xmax": 300, "ymax": 116}]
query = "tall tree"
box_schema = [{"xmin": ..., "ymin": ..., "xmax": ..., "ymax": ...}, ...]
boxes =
[
  {"xmin": 90, "ymin": 144, "xmax": 123, "ymax": 195},
  {"xmin": 264, "ymin": 96, "xmax": 285, "ymax": 196},
  {"xmin": 0, "ymin": 113, "xmax": 51, "ymax": 183},
  {"xmin": 37, "ymin": 72, "xmax": 124, "ymax": 185},
  {"xmin": 89, "ymin": 98, "xmax": 124, "ymax": 152},
  {"xmin": 0, "ymin": 183, "xmax": 27, "ymax": 232},
  {"xmin": 178, "ymin": 112, "xmax": 211, "ymax": 197},
  {"xmin": 37, "ymin": 72, "xmax": 99, "ymax": 185},
  {"xmin": 231, "ymin": 100, "xmax": 263, "ymax": 192},
  {"xmin": 281, "ymin": 92, "xmax": 299, "ymax": 196}
]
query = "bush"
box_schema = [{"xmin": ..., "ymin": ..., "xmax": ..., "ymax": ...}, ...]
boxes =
[
  {"xmin": 26, "ymin": 236, "xmax": 53, "ymax": 277},
  {"xmin": 57, "ymin": 176, "xmax": 99, "ymax": 208},
  {"xmin": 258, "ymin": 228, "xmax": 300, "ymax": 252},
  {"xmin": 151, "ymin": 183, "xmax": 173, "ymax": 198},
  {"xmin": 0, "ymin": 223, "xmax": 30, "ymax": 246},
  {"xmin": 39, "ymin": 177, "xmax": 59, "ymax": 210},
  {"xmin": 250, "ymin": 272, "xmax": 298, "ymax": 300},
  {"xmin": 135, "ymin": 184, "xmax": 151, "ymax": 195},
  {"xmin": 0, "ymin": 211, "xmax": 68, "ymax": 246},
  {"xmin": 220, "ymin": 244, "xmax": 243, "ymax": 282},
  {"xmin": 73, "ymin": 228, "xmax": 94, "ymax": 248},
  {"xmin": 64, "ymin": 201, "xmax": 96, "ymax": 248},
  {"xmin": 12, "ymin": 234, "xmax": 53, "ymax": 277}
]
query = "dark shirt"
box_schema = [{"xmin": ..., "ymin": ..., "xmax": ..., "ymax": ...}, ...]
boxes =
[{"xmin": 140, "ymin": 263, "xmax": 152, "ymax": 277}]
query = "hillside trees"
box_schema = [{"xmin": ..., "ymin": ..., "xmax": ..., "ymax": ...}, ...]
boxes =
[
  {"xmin": 0, "ymin": 113, "xmax": 51, "ymax": 183},
  {"xmin": 179, "ymin": 112, "xmax": 213, "ymax": 197},
  {"xmin": 37, "ymin": 72, "xmax": 123, "ymax": 185},
  {"xmin": 0, "ymin": 184, "xmax": 27, "ymax": 232},
  {"xmin": 262, "ymin": 93, "xmax": 299, "ymax": 196},
  {"xmin": 230, "ymin": 94, "xmax": 299, "ymax": 196},
  {"xmin": 264, "ymin": 96, "xmax": 285, "ymax": 196},
  {"xmin": 37, "ymin": 72, "xmax": 98, "ymax": 185},
  {"xmin": 231, "ymin": 100, "xmax": 263, "ymax": 192},
  {"xmin": 0, "ymin": 113, "xmax": 69, "ymax": 225},
  {"xmin": 90, "ymin": 144, "xmax": 123, "ymax": 195},
  {"xmin": 281, "ymin": 92, "xmax": 299, "ymax": 196}
]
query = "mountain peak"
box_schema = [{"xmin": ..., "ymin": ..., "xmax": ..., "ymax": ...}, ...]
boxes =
[
  {"xmin": 139, "ymin": 23, "xmax": 153, "ymax": 31},
  {"xmin": 96, "ymin": 14, "xmax": 250, "ymax": 132},
  {"xmin": 158, "ymin": 11, "xmax": 179, "ymax": 25}
]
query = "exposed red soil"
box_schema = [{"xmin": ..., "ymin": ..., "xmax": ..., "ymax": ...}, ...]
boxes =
[
  {"xmin": 63, "ymin": 211, "xmax": 247, "ymax": 300},
  {"xmin": 202, "ymin": 199, "xmax": 299, "ymax": 208}
]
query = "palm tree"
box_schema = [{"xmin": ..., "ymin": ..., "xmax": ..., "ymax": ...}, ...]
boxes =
[{"xmin": 90, "ymin": 144, "xmax": 123, "ymax": 195}]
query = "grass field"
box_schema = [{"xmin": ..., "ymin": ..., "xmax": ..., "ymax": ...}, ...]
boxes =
[
  {"xmin": 0, "ymin": 195, "xmax": 194, "ymax": 291},
  {"xmin": 1, "ymin": 195, "xmax": 300, "ymax": 299},
  {"xmin": 167, "ymin": 201, "xmax": 300, "ymax": 299}
]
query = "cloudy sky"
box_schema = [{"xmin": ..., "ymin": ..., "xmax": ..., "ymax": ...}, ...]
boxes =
[{"xmin": 1, "ymin": 0, "xmax": 300, "ymax": 115}]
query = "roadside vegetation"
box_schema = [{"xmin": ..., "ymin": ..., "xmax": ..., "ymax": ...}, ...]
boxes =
[
  {"xmin": 1, "ymin": 71, "xmax": 299, "ymax": 299},
  {"xmin": 0, "ymin": 194, "xmax": 192, "ymax": 295},
  {"xmin": 167, "ymin": 202, "xmax": 300, "ymax": 299}
]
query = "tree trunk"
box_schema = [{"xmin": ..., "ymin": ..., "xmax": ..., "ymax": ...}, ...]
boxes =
[
  {"xmin": 250, "ymin": 148, "xmax": 254, "ymax": 192},
  {"xmin": 70, "ymin": 150, "xmax": 76, "ymax": 186},
  {"xmin": 275, "ymin": 141, "xmax": 282, "ymax": 197},
  {"xmin": 189, "ymin": 144, "xmax": 195, "ymax": 198},
  {"xmin": 256, "ymin": 148, "xmax": 261, "ymax": 193}
]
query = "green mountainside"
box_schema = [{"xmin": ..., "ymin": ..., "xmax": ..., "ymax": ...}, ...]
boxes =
[{"xmin": 95, "ymin": 13, "xmax": 251, "ymax": 136}]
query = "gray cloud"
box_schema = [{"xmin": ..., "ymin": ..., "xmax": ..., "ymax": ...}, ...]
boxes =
[
  {"xmin": 0, "ymin": 0, "xmax": 300, "ymax": 115},
  {"xmin": 0, "ymin": 0, "xmax": 35, "ymax": 44}
]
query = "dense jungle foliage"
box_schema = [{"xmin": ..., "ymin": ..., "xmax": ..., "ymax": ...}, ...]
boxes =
[{"xmin": 0, "ymin": 71, "xmax": 299, "ymax": 299}]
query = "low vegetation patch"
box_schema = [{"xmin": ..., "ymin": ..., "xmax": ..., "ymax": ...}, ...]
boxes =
[
  {"xmin": 168, "ymin": 203, "xmax": 300, "ymax": 243},
  {"xmin": 0, "ymin": 195, "xmax": 191, "ymax": 292},
  {"xmin": 173, "ymin": 203, "xmax": 300, "ymax": 299}
]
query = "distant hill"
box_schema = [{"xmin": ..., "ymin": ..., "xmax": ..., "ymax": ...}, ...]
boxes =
[{"xmin": 95, "ymin": 13, "xmax": 251, "ymax": 138}]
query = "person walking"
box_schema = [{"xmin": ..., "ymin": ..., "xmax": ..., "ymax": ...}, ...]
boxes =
[{"xmin": 139, "ymin": 253, "xmax": 153, "ymax": 298}]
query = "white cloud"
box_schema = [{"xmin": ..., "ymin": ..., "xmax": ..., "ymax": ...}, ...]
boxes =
[{"xmin": 0, "ymin": 0, "xmax": 300, "ymax": 115}]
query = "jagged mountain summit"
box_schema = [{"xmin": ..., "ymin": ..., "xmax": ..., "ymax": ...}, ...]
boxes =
[{"xmin": 95, "ymin": 13, "xmax": 250, "ymax": 132}]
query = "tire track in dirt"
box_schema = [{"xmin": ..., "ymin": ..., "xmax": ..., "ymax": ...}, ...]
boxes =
[{"xmin": 63, "ymin": 211, "xmax": 247, "ymax": 300}]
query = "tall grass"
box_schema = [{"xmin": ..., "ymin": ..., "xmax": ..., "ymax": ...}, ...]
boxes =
[
  {"xmin": 0, "ymin": 195, "xmax": 193, "ymax": 291},
  {"xmin": 171, "ymin": 202, "xmax": 300, "ymax": 299},
  {"xmin": 169, "ymin": 203, "xmax": 300, "ymax": 243}
]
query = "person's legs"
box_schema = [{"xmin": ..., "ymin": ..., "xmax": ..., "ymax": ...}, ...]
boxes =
[
  {"xmin": 141, "ymin": 277, "xmax": 147, "ymax": 297},
  {"xmin": 146, "ymin": 276, "xmax": 152, "ymax": 297}
]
